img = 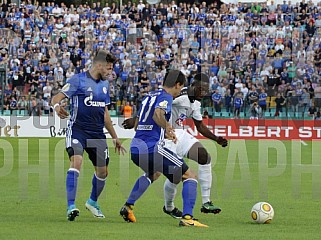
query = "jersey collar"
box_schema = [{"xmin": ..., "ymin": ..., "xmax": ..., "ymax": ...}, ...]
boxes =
[{"xmin": 86, "ymin": 71, "xmax": 101, "ymax": 83}]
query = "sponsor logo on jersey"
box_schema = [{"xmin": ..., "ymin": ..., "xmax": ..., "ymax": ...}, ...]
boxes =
[
  {"xmin": 159, "ymin": 100, "xmax": 168, "ymax": 108},
  {"xmin": 175, "ymin": 113, "xmax": 187, "ymax": 126},
  {"xmin": 62, "ymin": 83, "xmax": 70, "ymax": 92},
  {"xmin": 84, "ymin": 94, "xmax": 105, "ymax": 107},
  {"xmin": 137, "ymin": 125, "xmax": 153, "ymax": 130}
]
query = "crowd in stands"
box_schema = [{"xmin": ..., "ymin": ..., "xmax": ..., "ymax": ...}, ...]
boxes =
[{"xmin": 1, "ymin": 0, "xmax": 321, "ymax": 119}]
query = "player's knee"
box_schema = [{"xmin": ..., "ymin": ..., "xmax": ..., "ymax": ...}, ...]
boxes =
[
  {"xmin": 182, "ymin": 169, "xmax": 197, "ymax": 181},
  {"xmin": 97, "ymin": 171, "xmax": 108, "ymax": 179},
  {"xmin": 148, "ymin": 172, "xmax": 161, "ymax": 183},
  {"xmin": 197, "ymin": 147, "xmax": 211, "ymax": 165},
  {"xmin": 96, "ymin": 172, "xmax": 108, "ymax": 179},
  {"xmin": 96, "ymin": 168, "xmax": 108, "ymax": 179},
  {"xmin": 70, "ymin": 155, "xmax": 83, "ymax": 170}
]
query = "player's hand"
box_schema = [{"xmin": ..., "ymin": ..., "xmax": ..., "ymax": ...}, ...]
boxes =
[
  {"xmin": 54, "ymin": 102, "xmax": 69, "ymax": 119},
  {"xmin": 216, "ymin": 136, "xmax": 228, "ymax": 147},
  {"xmin": 165, "ymin": 125, "xmax": 177, "ymax": 144},
  {"xmin": 113, "ymin": 138, "xmax": 127, "ymax": 155},
  {"xmin": 122, "ymin": 118, "xmax": 136, "ymax": 129}
]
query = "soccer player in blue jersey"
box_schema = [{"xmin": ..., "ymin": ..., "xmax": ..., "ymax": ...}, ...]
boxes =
[
  {"xmin": 122, "ymin": 73, "xmax": 228, "ymax": 220},
  {"xmin": 120, "ymin": 70, "xmax": 208, "ymax": 227},
  {"xmin": 51, "ymin": 50, "xmax": 126, "ymax": 221}
]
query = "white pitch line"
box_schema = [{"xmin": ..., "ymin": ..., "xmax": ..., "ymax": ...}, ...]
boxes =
[{"xmin": 300, "ymin": 140, "xmax": 308, "ymax": 146}]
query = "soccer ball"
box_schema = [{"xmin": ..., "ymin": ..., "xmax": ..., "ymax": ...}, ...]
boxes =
[{"xmin": 251, "ymin": 202, "xmax": 274, "ymax": 224}]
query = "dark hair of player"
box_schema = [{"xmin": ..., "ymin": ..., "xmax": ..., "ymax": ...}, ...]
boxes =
[
  {"xmin": 163, "ymin": 70, "xmax": 186, "ymax": 88},
  {"xmin": 93, "ymin": 50, "xmax": 117, "ymax": 65},
  {"xmin": 192, "ymin": 73, "xmax": 210, "ymax": 86}
]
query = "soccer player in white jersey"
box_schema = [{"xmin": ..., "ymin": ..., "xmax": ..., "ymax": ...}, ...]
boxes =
[{"xmin": 122, "ymin": 73, "xmax": 228, "ymax": 218}]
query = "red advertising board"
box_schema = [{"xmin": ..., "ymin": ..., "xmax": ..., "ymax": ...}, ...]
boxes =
[{"xmin": 183, "ymin": 119, "xmax": 321, "ymax": 140}]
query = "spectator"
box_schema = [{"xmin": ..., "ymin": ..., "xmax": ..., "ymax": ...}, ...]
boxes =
[
  {"xmin": 29, "ymin": 98, "xmax": 41, "ymax": 116},
  {"xmin": 43, "ymin": 96, "xmax": 51, "ymax": 115},
  {"xmin": 249, "ymin": 102, "xmax": 262, "ymax": 119},
  {"xmin": 315, "ymin": 111, "xmax": 321, "ymax": 120},
  {"xmin": 0, "ymin": 0, "xmax": 320, "ymax": 119},
  {"xmin": 301, "ymin": 88, "xmax": 310, "ymax": 114},
  {"xmin": 258, "ymin": 88, "xmax": 267, "ymax": 114},
  {"xmin": 109, "ymin": 105, "xmax": 117, "ymax": 116},
  {"xmin": 233, "ymin": 90, "xmax": 243, "ymax": 119},
  {"xmin": 123, "ymin": 101, "xmax": 133, "ymax": 119},
  {"xmin": 248, "ymin": 86, "xmax": 259, "ymax": 104},
  {"xmin": 212, "ymin": 89, "xmax": 222, "ymax": 112},
  {"xmin": 308, "ymin": 103, "xmax": 317, "ymax": 118},
  {"xmin": 314, "ymin": 83, "xmax": 321, "ymax": 110},
  {"xmin": 224, "ymin": 89, "xmax": 232, "ymax": 113},
  {"xmin": 274, "ymin": 93, "xmax": 286, "ymax": 117},
  {"xmin": 43, "ymin": 82, "xmax": 52, "ymax": 100},
  {"xmin": 9, "ymin": 96, "xmax": 17, "ymax": 111},
  {"xmin": 18, "ymin": 96, "xmax": 28, "ymax": 110},
  {"xmin": 202, "ymin": 110, "xmax": 210, "ymax": 119}
]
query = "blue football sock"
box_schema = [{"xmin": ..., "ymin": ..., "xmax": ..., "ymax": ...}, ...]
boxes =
[
  {"xmin": 66, "ymin": 168, "xmax": 80, "ymax": 207},
  {"xmin": 126, "ymin": 175, "xmax": 151, "ymax": 205},
  {"xmin": 182, "ymin": 179, "xmax": 198, "ymax": 217},
  {"xmin": 90, "ymin": 173, "xmax": 106, "ymax": 202}
]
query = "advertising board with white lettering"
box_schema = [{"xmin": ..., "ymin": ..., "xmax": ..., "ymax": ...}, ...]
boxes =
[
  {"xmin": 0, "ymin": 116, "xmax": 319, "ymax": 140},
  {"xmin": 183, "ymin": 119, "xmax": 321, "ymax": 140}
]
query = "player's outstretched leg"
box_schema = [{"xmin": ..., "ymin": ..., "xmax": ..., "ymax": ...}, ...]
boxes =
[
  {"xmin": 188, "ymin": 143, "xmax": 221, "ymax": 214},
  {"xmin": 66, "ymin": 168, "xmax": 80, "ymax": 221},
  {"xmin": 163, "ymin": 179, "xmax": 182, "ymax": 219},
  {"xmin": 119, "ymin": 175, "xmax": 151, "ymax": 222},
  {"xmin": 179, "ymin": 178, "xmax": 208, "ymax": 227},
  {"xmin": 199, "ymin": 164, "xmax": 221, "ymax": 214},
  {"xmin": 85, "ymin": 173, "xmax": 106, "ymax": 218}
]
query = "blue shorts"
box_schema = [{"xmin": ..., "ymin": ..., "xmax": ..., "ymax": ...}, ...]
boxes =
[
  {"xmin": 66, "ymin": 128, "xmax": 109, "ymax": 167},
  {"xmin": 131, "ymin": 146, "xmax": 189, "ymax": 184}
]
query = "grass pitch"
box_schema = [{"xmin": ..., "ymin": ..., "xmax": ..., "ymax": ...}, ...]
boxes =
[{"xmin": 0, "ymin": 138, "xmax": 320, "ymax": 240}]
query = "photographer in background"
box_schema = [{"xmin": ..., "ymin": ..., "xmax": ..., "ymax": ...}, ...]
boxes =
[{"xmin": 249, "ymin": 101, "xmax": 262, "ymax": 119}]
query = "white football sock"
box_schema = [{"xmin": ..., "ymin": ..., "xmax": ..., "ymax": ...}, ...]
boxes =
[
  {"xmin": 198, "ymin": 163, "xmax": 212, "ymax": 204},
  {"xmin": 164, "ymin": 179, "xmax": 177, "ymax": 212}
]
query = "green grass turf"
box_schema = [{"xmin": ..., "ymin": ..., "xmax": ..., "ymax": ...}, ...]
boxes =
[{"xmin": 0, "ymin": 138, "xmax": 320, "ymax": 240}]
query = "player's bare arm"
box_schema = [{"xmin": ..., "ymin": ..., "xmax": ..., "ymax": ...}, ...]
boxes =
[
  {"xmin": 104, "ymin": 106, "xmax": 126, "ymax": 155},
  {"xmin": 153, "ymin": 108, "xmax": 177, "ymax": 143},
  {"xmin": 193, "ymin": 118, "xmax": 228, "ymax": 147},
  {"xmin": 51, "ymin": 92, "xmax": 69, "ymax": 119}
]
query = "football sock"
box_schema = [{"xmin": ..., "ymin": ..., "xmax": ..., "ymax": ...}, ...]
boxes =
[
  {"xmin": 90, "ymin": 173, "xmax": 106, "ymax": 202},
  {"xmin": 182, "ymin": 179, "xmax": 198, "ymax": 217},
  {"xmin": 126, "ymin": 175, "xmax": 151, "ymax": 205},
  {"xmin": 164, "ymin": 179, "xmax": 177, "ymax": 212},
  {"xmin": 66, "ymin": 168, "xmax": 80, "ymax": 207},
  {"xmin": 198, "ymin": 163, "xmax": 212, "ymax": 204}
]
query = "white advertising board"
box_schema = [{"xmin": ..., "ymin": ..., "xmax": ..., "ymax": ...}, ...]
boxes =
[{"xmin": 0, "ymin": 116, "xmax": 135, "ymax": 138}]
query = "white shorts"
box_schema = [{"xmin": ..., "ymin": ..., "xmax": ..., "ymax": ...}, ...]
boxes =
[{"xmin": 164, "ymin": 129, "xmax": 199, "ymax": 158}]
